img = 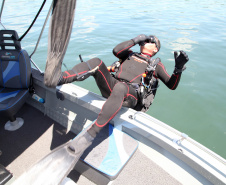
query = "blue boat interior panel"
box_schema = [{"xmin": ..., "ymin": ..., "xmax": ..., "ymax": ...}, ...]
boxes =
[{"xmin": 80, "ymin": 124, "xmax": 138, "ymax": 180}]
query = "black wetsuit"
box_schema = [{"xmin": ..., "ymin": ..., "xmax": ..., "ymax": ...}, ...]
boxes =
[{"xmin": 58, "ymin": 39, "xmax": 182, "ymax": 137}]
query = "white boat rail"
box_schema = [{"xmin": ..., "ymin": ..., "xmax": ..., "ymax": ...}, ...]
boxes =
[{"xmin": 129, "ymin": 111, "xmax": 226, "ymax": 165}]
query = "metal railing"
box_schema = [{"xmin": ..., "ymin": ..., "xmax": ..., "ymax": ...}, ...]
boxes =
[{"xmin": 129, "ymin": 111, "xmax": 226, "ymax": 164}]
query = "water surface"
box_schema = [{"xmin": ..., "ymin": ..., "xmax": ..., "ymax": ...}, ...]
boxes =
[{"xmin": 2, "ymin": 0, "xmax": 226, "ymax": 158}]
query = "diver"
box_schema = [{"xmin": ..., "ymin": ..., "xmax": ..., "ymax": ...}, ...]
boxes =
[{"xmin": 55, "ymin": 34, "xmax": 189, "ymax": 160}]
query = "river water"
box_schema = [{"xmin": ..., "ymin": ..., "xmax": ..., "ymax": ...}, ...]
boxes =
[{"xmin": 2, "ymin": 0, "xmax": 226, "ymax": 158}]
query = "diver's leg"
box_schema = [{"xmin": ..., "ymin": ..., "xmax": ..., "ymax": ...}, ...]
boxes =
[
  {"xmin": 55, "ymin": 59, "xmax": 120, "ymax": 166},
  {"xmin": 66, "ymin": 80, "xmax": 137, "ymax": 167},
  {"xmin": 58, "ymin": 58, "xmax": 117, "ymax": 98},
  {"xmin": 65, "ymin": 60, "xmax": 118, "ymax": 158},
  {"xmin": 57, "ymin": 59, "xmax": 94, "ymax": 85},
  {"xmin": 92, "ymin": 59, "xmax": 117, "ymax": 98},
  {"xmin": 87, "ymin": 82, "xmax": 138, "ymax": 138}
]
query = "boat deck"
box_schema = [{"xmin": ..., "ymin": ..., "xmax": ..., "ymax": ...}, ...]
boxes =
[{"xmin": 0, "ymin": 103, "xmax": 181, "ymax": 185}]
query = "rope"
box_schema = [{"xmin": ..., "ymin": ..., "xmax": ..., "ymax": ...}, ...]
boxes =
[{"xmin": 18, "ymin": 0, "xmax": 46, "ymax": 41}]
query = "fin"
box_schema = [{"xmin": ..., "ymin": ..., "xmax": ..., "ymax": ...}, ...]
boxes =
[
  {"xmin": 44, "ymin": 0, "xmax": 77, "ymax": 88},
  {"xmin": 13, "ymin": 130, "xmax": 93, "ymax": 185}
]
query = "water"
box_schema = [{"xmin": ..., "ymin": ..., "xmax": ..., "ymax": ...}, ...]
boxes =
[{"xmin": 1, "ymin": 0, "xmax": 226, "ymax": 159}]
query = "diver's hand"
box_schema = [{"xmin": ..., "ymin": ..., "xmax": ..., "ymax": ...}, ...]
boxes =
[
  {"xmin": 132, "ymin": 34, "xmax": 148, "ymax": 45},
  {"xmin": 174, "ymin": 51, "xmax": 189, "ymax": 69}
]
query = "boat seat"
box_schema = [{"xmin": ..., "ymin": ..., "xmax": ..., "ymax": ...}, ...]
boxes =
[{"xmin": 0, "ymin": 30, "xmax": 32, "ymax": 131}]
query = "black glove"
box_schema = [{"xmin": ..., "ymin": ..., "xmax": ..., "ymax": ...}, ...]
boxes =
[
  {"xmin": 132, "ymin": 34, "xmax": 148, "ymax": 45},
  {"xmin": 174, "ymin": 51, "xmax": 189, "ymax": 73}
]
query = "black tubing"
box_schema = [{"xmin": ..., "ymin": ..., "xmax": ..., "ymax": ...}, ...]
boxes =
[{"xmin": 18, "ymin": 0, "xmax": 46, "ymax": 41}]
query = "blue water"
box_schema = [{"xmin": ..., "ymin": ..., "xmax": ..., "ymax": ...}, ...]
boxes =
[{"xmin": 2, "ymin": 0, "xmax": 226, "ymax": 158}]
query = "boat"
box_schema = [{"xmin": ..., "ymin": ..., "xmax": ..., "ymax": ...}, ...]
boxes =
[{"xmin": 0, "ymin": 0, "xmax": 225, "ymax": 185}]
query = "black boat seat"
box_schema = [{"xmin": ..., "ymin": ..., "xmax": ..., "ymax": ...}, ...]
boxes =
[{"xmin": 0, "ymin": 30, "xmax": 31, "ymax": 131}]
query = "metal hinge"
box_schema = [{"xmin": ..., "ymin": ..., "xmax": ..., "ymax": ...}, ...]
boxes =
[{"xmin": 173, "ymin": 133, "xmax": 188, "ymax": 145}]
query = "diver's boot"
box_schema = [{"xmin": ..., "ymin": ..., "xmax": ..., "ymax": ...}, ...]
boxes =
[
  {"xmin": 76, "ymin": 66, "xmax": 99, "ymax": 81},
  {"xmin": 57, "ymin": 65, "xmax": 99, "ymax": 86},
  {"xmin": 68, "ymin": 131, "xmax": 94, "ymax": 158}
]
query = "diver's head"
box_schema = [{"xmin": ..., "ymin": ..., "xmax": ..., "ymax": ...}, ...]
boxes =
[{"xmin": 140, "ymin": 35, "xmax": 160, "ymax": 56}]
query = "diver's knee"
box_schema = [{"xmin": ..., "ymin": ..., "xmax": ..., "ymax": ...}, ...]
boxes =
[
  {"xmin": 112, "ymin": 82, "xmax": 128, "ymax": 95},
  {"xmin": 87, "ymin": 57, "xmax": 102, "ymax": 68}
]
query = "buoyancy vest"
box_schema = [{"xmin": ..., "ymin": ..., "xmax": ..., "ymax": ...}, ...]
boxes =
[
  {"xmin": 113, "ymin": 52, "xmax": 160, "ymax": 112},
  {"xmin": 115, "ymin": 53, "xmax": 148, "ymax": 83}
]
